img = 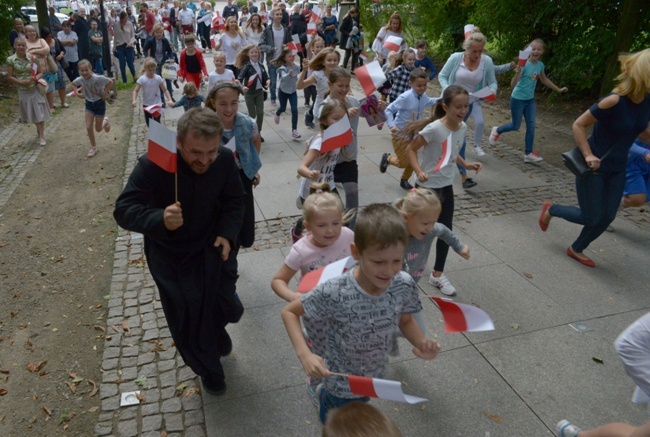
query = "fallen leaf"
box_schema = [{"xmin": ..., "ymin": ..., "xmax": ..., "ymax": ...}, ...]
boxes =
[
  {"xmin": 42, "ymin": 406, "xmax": 52, "ymax": 417},
  {"xmin": 94, "ymin": 325, "xmax": 106, "ymax": 333},
  {"xmin": 72, "ymin": 377, "xmax": 84, "ymax": 384},
  {"xmin": 110, "ymin": 325, "xmax": 120, "ymax": 333},
  {"xmin": 87, "ymin": 379, "xmax": 98, "ymax": 397},
  {"xmin": 122, "ymin": 320, "xmax": 130, "ymax": 333},
  {"xmin": 134, "ymin": 376, "xmax": 147, "ymax": 387},
  {"xmin": 0, "ymin": 369, "xmax": 9, "ymax": 374},
  {"xmin": 592, "ymin": 357, "xmax": 604, "ymax": 364},
  {"xmin": 63, "ymin": 423, "xmax": 68, "ymax": 430},
  {"xmin": 87, "ymin": 406, "xmax": 99, "ymax": 413},
  {"xmin": 65, "ymin": 382, "xmax": 77, "ymax": 394},
  {"xmin": 161, "ymin": 431, "xmax": 168, "ymax": 437},
  {"xmin": 0, "ymin": 388, "xmax": 7, "ymax": 396},
  {"xmin": 10, "ymin": 311, "xmax": 17, "ymax": 317},
  {"xmin": 135, "ymin": 393, "xmax": 146, "ymax": 402},
  {"xmin": 184, "ymin": 387, "xmax": 201, "ymax": 397},
  {"xmin": 524, "ymin": 272, "xmax": 533, "ymax": 279},
  {"xmin": 510, "ymin": 323, "xmax": 520, "ymax": 330},
  {"xmin": 175, "ymin": 382, "xmax": 188, "ymax": 397},
  {"xmin": 39, "ymin": 371, "xmax": 48, "ymax": 377},
  {"xmin": 483, "ymin": 411, "xmax": 503, "ymax": 424},
  {"xmin": 26, "ymin": 361, "xmax": 47, "ymax": 373}
]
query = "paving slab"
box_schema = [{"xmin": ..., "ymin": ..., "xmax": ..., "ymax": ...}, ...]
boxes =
[{"xmin": 236, "ymin": 248, "xmax": 289, "ymax": 308}]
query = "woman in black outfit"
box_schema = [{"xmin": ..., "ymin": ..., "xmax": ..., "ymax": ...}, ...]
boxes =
[{"xmin": 339, "ymin": 6, "xmax": 359, "ymax": 71}]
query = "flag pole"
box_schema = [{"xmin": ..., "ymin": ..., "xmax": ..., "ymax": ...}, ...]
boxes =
[
  {"xmin": 175, "ymin": 172, "xmax": 178, "ymax": 203},
  {"xmin": 329, "ymin": 372, "xmax": 349, "ymax": 378}
]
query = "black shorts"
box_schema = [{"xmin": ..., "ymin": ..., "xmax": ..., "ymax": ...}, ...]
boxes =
[{"xmin": 333, "ymin": 160, "xmax": 358, "ymax": 184}]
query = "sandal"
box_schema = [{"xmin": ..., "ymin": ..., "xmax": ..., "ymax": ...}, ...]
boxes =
[{"xmin": 87, "ymin": 147, "xmax": 97, "ymax": 158}]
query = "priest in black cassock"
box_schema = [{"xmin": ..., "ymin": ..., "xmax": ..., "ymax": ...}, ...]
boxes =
[{"xmin": 114, "ymin": 108, "xmax": 246, "ymax": 395}]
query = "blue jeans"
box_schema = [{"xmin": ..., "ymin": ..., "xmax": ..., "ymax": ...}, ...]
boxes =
[
  {"xmin": 457, "ymin": 103, "xmax": 473, "ymax": 176},
  {"xmin": 267, "ymin": 63, "xmax": 277, "ymax": 102},
  {"xmin": 497, "ymin": 97, "xmax": 536, "ymax": 155},
  {"xmin": 318, "ymin": 386, "xmax": 369, "ymax": 424},
  {"xmin": 549, "ymin": 171, "xmax": 626, "ymax": 253},
  {"xmin": 115, "ymin": 45, "xmax": 136, "ymax": 83},
  {"xmin": 277, "ymin": 90, "xmax": 298, "ymax": 130}
]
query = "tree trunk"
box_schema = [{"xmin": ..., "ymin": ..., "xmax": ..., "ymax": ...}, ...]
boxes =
[
  {"xmin": 35, "ymin": 0, "xmax": 49, "ymax": 35},
  {"xmin": 599, "ymin": 0, "xmax": 644, "ymax": 95}
]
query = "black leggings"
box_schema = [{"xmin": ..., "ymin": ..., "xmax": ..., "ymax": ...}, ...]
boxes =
[
  {"xmin": 420, "ymin": 184, "xmax": 454, "ymax": 272},
  {"xmin": 303, "ymin": 84, "xmax": 317, "ymax": 106},
  {"xmin": 238, "ymin": 169, "xmax": 255, "ymax": 248}
]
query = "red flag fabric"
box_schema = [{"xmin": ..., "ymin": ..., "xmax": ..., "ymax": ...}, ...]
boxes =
[
  {"xmin": 359, "ymin": 52, "xmax": 370, "ymax": 62},
  {"xmin": 470, "ymin": 86, "xmax": 496, "ymax": 102},
  {"xmin": 431, "ymin": 297, "xmax": 495, "ymax": 333},
  {"xmin": 321, "ymin": 116, "xmax": 353, "ymax": 153},
  {"xmin": 354, "ymin": 61, "xmax": 387, "ymax": 97},
  {"xmin": 147, "ymin": 120, "xmax": 177, "ymax": 173},
  {"xmin": 247, "ymin": 73, "xmax": 259, "ymax": 87},
  {"xmin": 67, "ymin": 86, "xmax": 82, "ymax": 97},
  {"xmin": 383, "ymin": 35, "xmax": 403, "ymax": 52},
  {"xmin": 287, "ymin": 41, "xmax": 299, "ymax": 55},
  {"xmin": 307, "ymin": 22, "xmax": 317, "ymax": 35},
  {"xmin": 292, "ymin": 34, "xmax": 302, "ymax": 52},
  {"xmin": 296, "ymin": 256, "xmax": 357, "ymax": 293},
  {"xmin": 433, "ymin": 132, "xmax": 453, "ymax": 174},
  {"xmin": 348, "ymin": 375, "xmax": 428, "ymax": 404},
  {"xmin": 144, "ymin": 104, "xmax": 164, "ymax": 117},
  {"xmin": 212, "ymin": 13, "xmax": 225, "ymax": 32}
]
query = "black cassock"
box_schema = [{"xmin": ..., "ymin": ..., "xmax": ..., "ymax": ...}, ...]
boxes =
[{"xmin": 114, "ymin": 147, "xmax": 246, "ymax": 381}]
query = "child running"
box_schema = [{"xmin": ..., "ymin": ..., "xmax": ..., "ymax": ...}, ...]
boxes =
[
  {"xmin": 405, "ymin": 85, "xmax": 482, "ymax": 296},
  {"xmin": 297, "ymin": 47, "xmax": 340, "ymax": 122},
  {"xmin": 380, "ymin": 68, "xmax": 438, "ymax": 190},
  {"xmin": 489, "ymin": 38, "xmax": 568, "ymax": 163},
  {"xmin": 132, "ymin": 57, "xmax": 173, "ymax": 126},
  {"xmin": 73, "ymin": 59, "xmax": 114, "ymax": 157},
  {"xmin": 171, "ymin": 82, "xmax": 205, "ymax": 112},
  {"xmin": 391, "ymin": 188, "xmax": 469, "ymax": 353},
  {"xmin": 386, "ymin": 48, "xmax": 416, "ymax": 103},
  {"xmin": 302, "ymin": 36, "xmax": 325, "ymax": 128},
  {"xmin": 208, "ymin": 51, "xmax": 236, "ymax": 91},
  {"xmin": 318, "ymin": 67, "xmax": 361, "ymax": 228},
  {"xmin": 281, "ymin": 203, "xmax": 441, "ymax": 424},
  {"xmin": 292, "ymin": 99, "xmax": 348, "ymax": 242},
  {"xmin": 414, "ymin": 39, "xmax": 437, "ymax": 81},
  {"xmin": 273, "ymin": 46, "xmax": 302, "ymax": 139},
  {"xmin": 178, "ymin": 34, "xmax": 208, "ymax": 90},
  {"xmin": 237, "ymin": 44, "xmax": 270, "ymax": 141}
]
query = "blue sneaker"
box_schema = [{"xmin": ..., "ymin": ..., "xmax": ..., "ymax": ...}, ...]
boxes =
[
  {"xmin": 317, "ymin": 383, "xmax": 328, "ymax": 424},
  {"xmin": 306, "ymin": 378, "xmax": 320, "ymax": 407},
  {"xmin": 556, "ymin": 420, "xmax": 581, "ymax": 437}
]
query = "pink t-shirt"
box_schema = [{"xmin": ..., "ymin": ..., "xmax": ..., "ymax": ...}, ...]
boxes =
[{"xmin": 284, "ymin": 227, "xmax": 354, "ymax": 278}]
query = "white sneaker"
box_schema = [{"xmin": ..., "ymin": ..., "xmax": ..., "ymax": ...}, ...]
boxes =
[
  {"xmin": 489, "ymin": 126, "xmax": 500, "ymax": 145},
  {"xmin": 474, "ymin": 145, "xmax": 486, "ymax": 156},
  {"xmin": 428, "ymin": 272, "xmax": 456, "ymax": 296},
  {"xmin": 524, "ymin": 152, "xmax": 543, "ymax": 163}
]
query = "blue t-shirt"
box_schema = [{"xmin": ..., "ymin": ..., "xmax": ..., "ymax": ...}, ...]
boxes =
[
  {"xmin": 588, "ymin": 93, "xmax": 650, "ymax": 173},
  {"xmin": 511, "ymin": 60, "xmax": 544, "ymax": 101}
]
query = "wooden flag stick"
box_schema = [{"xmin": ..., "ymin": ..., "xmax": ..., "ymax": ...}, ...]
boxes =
[
  {"xmin": 329, "ymin": 372, "xmax": 349, "ymax": 378},
  {"xmin": 174, "ymin": 172, "xmax": 178, "ymax": 203}
]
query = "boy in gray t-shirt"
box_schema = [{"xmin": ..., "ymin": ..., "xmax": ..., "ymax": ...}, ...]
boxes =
[{"xmin": 282, "ymin": 204, "xmax": 441, "ymax": 424}]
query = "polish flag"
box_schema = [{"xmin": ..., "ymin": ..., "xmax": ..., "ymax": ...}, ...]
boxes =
[
  {"xmin": 31, "ymin": 57, "xmax": 38, "ymax": 78},
  {"xmin": 287, "ymin": 41, "xmax": 299, "ymax": 56},
  {"xmin": 464, "ymin": 24, "xmax": 475, "ymax": 40},
  {"xmin": 348, "ymin": 375, "xmax": 428, "ymax": 404},
  {"xmin": 470, "ymin": 86, "xmax": 496, "ymax": 102},
  {"xmin": 321, "ymin": 115, "xmax": 353, "ymax": 153},
  {"xmin": 212, "ymin": 13, "xmax": 225, "ymax": 32},
  {"xmin": 67, "ymin": 86, "xmax": 82, "ymax": 97},
  {"xmin": 296, "ymin": 256, "xmax": 357, "ymax": 293},
  {"xmin": 144, "ymin": 104, "xmax": 164, "ymax": 117},
  {"xmin": 431, "ymin": 297, "xmax": 495, "ymax": 333},
  {"xmin": 307, "ymin": 22, "xmax": 317, "ymax": 35},
  {"xmin": 310, "ymin": 11, "xmax": 319, "ymax": 22},
  {"xmin": 354, "ymin": 61, "xmax": 387, "ymax": 97},
  {"xmin": 247, "ymin": 73, "xmax": 258, "ymax": 87},
  {"xmin": 359, "ymin": 52, "xmax": 370, "ymax": 62},
  {"xmin": 311, "ymin": 5, "xmax": 321, "ymax": 18},
  {"xmin": 147, "ymin": 120, "xmax": 177, "ymax": 173},
  {"xmin": 383, "ymin": 35, "xmax": 403, "ymax": 52},
  {"xmin": 518, "ymin": 46, "xmax": 532, "ymax": 67},
  {"xmin": 222, "ymin": 136, "xmax": 238, "ymax": 160},
  {"xmin": 432, "ymin": 132, "xmax": 453, "ymax": 174},
  {"xmin": 292, "ymin": 34, "xmax": 302, "ymax": 53}
]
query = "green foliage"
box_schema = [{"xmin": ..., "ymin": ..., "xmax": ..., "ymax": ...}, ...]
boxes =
[
  {"xmin": 1, "ymin": 0, "xmax": 30, "ymax": 64},
  {"xmin": 237, "ymin": 0, "xmax": 248, "ymax": 7}
]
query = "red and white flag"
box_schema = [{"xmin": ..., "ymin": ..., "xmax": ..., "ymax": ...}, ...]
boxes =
[
  {"xmin": 147, "ymin": 120, "xmax": 177, "ymax": 173},
  {"xmin": 307, "ymin": 22, "xmax": 317, "ymax": 35},
  {"xmin": 31, "ymin": 56, "xmax": 38, "ymax": 78},
  {"xmin": 348, "ymin": 375, "xmax": 428, "ymax": 404},
  {"xmin": 464, "ymin": 24, "xmax": 475, "ymax": 40},
  {"xmin": 287, "ymin": 41, "xmax": 299, "ymax": 56},
  {"xmin": 431, "ymin": 297, "xmax": 495, "ymax": 333},
  {"xmin": 144, "ymin": 104, "xmax": 164, "ymax": 117},
  {"xmin": 321, "ymin": 116, "xmax": 353, "ymax": 153},
  {"xmin": 518, "ymin": 46, "xmax": 532, "ymax": 67},
  {"xmin": 296, "ymin": 256, "xmax": 357, "ymax": 293},
  {"xmin": 432, "ymin": 132, "xmax": 453, "ymax": 174},
  {"xmin": 247, "ymin": 73, "xmax": 259, "ymax": 87},
  {"xmin": 354, "ymin": 60, "xmax": 387, "ymax": 97},
  {"xmin": 67, "ymin": 86, "xmax": 82, "ymax": 97},
  {"xmin": 470, "ymin": 86, "xmax": 496, "ymax": 102},
  {"xmin": 292, "ymin": 34, "xmax": 302, "ymax": 53},
  {"xmin": 222, "ymin": 136, "xmax": 238, "ymax": 160},
  {"xmin": 383, "ymin": 35, "xmax": 403, "ymax": 52},
  {"xmin": 359, "ymin": 52, "xmax": 370, "ymax": 62},
  {"xmin": 212, "ymin": 13, "xmax": 225, "ymax": 32},
  {"xmin": 311, "ymin": 5, "xmax": 321, "ymax": 18}
]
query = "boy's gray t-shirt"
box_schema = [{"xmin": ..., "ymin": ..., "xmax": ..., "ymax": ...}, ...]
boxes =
[{"xmin": 302, "ymin": 270, "xmax": 422, "ymax": 399}]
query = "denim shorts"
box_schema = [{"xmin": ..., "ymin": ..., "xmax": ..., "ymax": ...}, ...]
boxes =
[{"xmin": 85, "ymin": 99, "xmax": 106, "ymax": 116}]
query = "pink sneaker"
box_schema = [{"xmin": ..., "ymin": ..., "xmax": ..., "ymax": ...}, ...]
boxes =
[
  {"xmin": 274, "ymin": 113, "xmax": 280, "ymax": 124},
  {"xmin": 291, "ymin": 130, "xmax": 301, "ymax": 139}
]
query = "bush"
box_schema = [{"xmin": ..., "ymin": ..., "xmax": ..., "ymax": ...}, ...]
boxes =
[{"xmin": 1, "ymin": 0, "xmax": 31, "ymax": 65}]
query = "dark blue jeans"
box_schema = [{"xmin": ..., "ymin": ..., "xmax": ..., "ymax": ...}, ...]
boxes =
[
  {"xmin": 497, "ymin": 97, "xmax": 537, "ymax": 155},
  {"xmin": 318, "ymin": 387, "xmax": 369, "ymax": 424},
  {"xmin": 549, "ymin": 171, "xmax": 626, "ymax": 253},
  {"xmin": 277, "ymin": 90, "xmax": 298, "ymax": 130},
  {"xmin": 115, "ymin": 45, "xmax": 136, "ymax": 83},
  {"xmin": 457, "ymin": 103, "xmax": 473, "ymax": 176},
  {"xmin": 267, "ymin": 63, "xmax": 277, "ymax": 102}
]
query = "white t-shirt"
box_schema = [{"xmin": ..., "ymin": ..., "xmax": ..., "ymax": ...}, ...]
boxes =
[
  {"xmin": 272, "ymin": 25, "xmax": 284, "ymax": 60},
  {"xmin": 219, "ymin": 33, "xmax": 246, "ymax": 65},
  {"xmin": 137, "ymin": 74, "xmax": 165, "ymax": 106},
  {"xmin": 178, "ymin": 9, "xmax": 194, "ymax": 25},
  {"xmin": 245, "ymin": 27, "xmax": 263, "ymax": 46},
  {"xmin": 208, "ymin": 69, "xmax": 236, "ymax": 91},
  {"xmin": 416, "ymin": 119, "xmax": 467, "ymax": 188},
  {"xmin": 284, "ymin": 226, "xmax": 354, "ymax": 278},
  {"xmin": 454, "ymin": 58, "xmax": 484, "ymax": 102},
  {"xmin": 299, "ymin": 135, "xmax": 339, "ymax": 200}
]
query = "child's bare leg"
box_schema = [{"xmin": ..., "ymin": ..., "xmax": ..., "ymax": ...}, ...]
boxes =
[
  {"xmin": 578, "ymin": 422, "xmax": 639, "ymax": 437},
  {"xmin": 35, "ymin": 122, "xmax": 45, "ymax": 141},
  {"xmin": 86, "ymin": 112, "xmax": 97, "ymax": 157},
  {"xmin": 58, "ymin": 89, "xmax": 67, "ymax": 106}
]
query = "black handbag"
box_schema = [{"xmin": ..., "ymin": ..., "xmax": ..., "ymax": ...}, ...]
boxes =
[{"xmin": 561, "ymin": 146, "xmax": 615, "ymax": 178}]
